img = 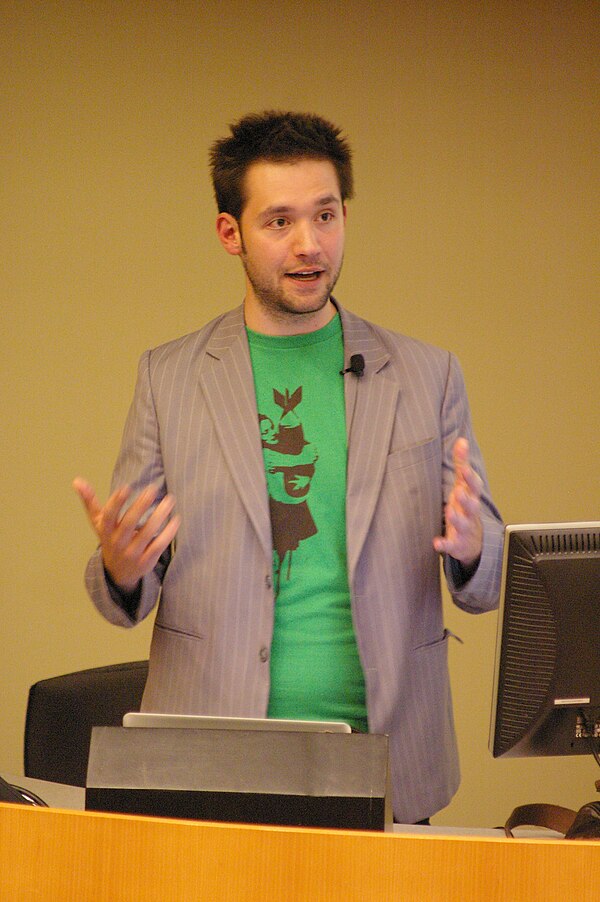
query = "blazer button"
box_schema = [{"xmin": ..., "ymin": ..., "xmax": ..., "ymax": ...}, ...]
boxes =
[
  {"xmin": 265, "ymin": 575, "xmax": 273, "ymax": 590},
  {"xmin": 259, "ymin": 646, "xmax": 269, "ymax": 663}
]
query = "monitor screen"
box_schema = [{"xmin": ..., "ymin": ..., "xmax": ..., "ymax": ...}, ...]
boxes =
[{"xmin": 489, "ymin": 521, "xmax": 600, "ymax": 759}]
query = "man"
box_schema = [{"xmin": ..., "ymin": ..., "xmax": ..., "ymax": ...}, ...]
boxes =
[{"xmin": 75, "ymin": 111, "xmax": 503, "ymax": 824}]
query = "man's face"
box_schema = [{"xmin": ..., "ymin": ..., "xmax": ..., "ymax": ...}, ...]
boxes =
[{"xmin": 218, "ymin": 159, "xmax": 346, "ymax": 335}]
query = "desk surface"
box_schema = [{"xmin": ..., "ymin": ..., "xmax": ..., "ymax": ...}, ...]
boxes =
[
  {"xmin": 3, "ymin": 772, "xmax": 85, "ymax": 810},
  {"xmin": 2, "ymin": 772, "xmax": 562, "ymax": 838}
]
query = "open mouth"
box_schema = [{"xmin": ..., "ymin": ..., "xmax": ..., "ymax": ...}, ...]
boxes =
[{"xmin": 286, "ymin": 270, "xmax": 324, "ymax": 282}]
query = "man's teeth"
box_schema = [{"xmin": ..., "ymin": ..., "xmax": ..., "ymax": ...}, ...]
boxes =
[{"xmin": 289, "ymin": 271, "xmax": 320, "ymax": 280}]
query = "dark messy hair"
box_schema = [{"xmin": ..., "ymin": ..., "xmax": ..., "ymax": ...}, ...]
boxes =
[{"xmin": 209, "ymin": 111, "xmax": 354, "ymax": 220}]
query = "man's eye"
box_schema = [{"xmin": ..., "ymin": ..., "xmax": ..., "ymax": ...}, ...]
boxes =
[
  {"xmin": 318, "ymin": 211, "xmax": 334, "ymax": 223},
  {"xmin": 268, "ymin": 218, "xmax": 288, "ymax": 229}
]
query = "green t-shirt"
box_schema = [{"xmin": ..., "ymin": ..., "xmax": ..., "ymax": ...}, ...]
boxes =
[{"xmin": 247, "ymin": 315, "xmax": 368, "ymax": 732}]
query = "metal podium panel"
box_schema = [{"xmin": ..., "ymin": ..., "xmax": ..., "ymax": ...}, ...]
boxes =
[{"xmin": 86, "ymin": 726, "xmax": 391, "ymax": 831}]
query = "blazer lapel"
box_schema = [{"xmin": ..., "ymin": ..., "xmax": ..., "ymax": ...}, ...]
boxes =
[
  {"xmin": 197, "ymin": 303, "xmax": 398, "ymax": 578},
  {"xmin": 199, "ymin": 307, "xmax": 273, "ymax": 562},
  {"xmin": 339, "ymin": 306, "xmax": 398, "ymax": 583}
]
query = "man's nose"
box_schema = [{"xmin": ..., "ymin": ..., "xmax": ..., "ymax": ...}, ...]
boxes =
[{"xmin": 292, "ymin": 221, "xmax": 319, "ymax": 257}]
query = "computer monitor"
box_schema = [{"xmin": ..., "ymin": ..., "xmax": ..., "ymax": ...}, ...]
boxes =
[{"xmin": 489, "ymin": 521, "xmax": 600, "ymax": 760}]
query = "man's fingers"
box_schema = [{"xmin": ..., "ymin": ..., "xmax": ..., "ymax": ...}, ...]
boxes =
[
  {"xmin": 101, "ymin": 484, "xmax": 139, "ymax": 534},
  {"xmin": 434, "ymin": 438, "xmax": 483, "ymax": 566},
  {"xmin": 446, "ymin": 504, "xmax": 473, "ymax": 536},
  {"xmin": 126, "ymin": 494, "xmax": 177, "ymax": 555},
  {"xmin": 461, "ymin": 487, "xmax": 481, "ymax": 519},
  {"xmin": 74, "ymin": 477, "xmax": 179, "ymax": 588},
  {"xmin": 101, "ymin": 497, "xmax": 179, "ymax": 588},
  {"xmin": 138, "ymin": 512, "xmax": 181, "ymax": 572},
  {"xmin": 72, "ymin": 477, "xmax": 105, "ymax": 524},
  {"xmin": 452, "ymin": 437, "xmax": 470, "ymax": 471},
  {"xmin": 104, "ymin": 483, "xmax": 164, "ymax": 545},
  {"xmin": 461, "ymin": 465, "xmax": 483, "ymax": 499},
  {"xmin": 131, "ymin": 514, "xmax": 181, "ymax": 578},
  {"xmin": 452, "ymin": 438, "xmax": 483, "ymax": 503},
  {"xmin": 453, "ymin": 481, "xmax": 481, "ymax": 517}
]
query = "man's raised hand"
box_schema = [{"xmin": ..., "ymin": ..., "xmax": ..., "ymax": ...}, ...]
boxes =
[
  {"xmin": 73, "ymin": 478, "xmax": 180, "ymax": 591},
  {"xmin": 433, "ymin": 438, "xmax": 483, "ymax": 568}
]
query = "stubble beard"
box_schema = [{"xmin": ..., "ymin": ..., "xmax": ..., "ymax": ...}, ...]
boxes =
[{"xmin": 240, "ymin": 249, "xmax": 344, "ymax": 325}]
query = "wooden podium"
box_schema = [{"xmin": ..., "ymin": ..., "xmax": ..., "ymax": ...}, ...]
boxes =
[{"xmin": 1, "ymin": 801, "xmax": 598, "ymax": 901}]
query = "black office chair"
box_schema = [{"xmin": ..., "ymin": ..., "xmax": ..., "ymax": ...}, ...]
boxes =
[{"xmin": 24, "ymin": 660, "xmax": 149, "ymax": 787}]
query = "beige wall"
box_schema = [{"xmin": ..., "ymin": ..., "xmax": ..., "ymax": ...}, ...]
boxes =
[{"xmin": 2, "ymin": 0, "xmax": 598, "ymax": 826}]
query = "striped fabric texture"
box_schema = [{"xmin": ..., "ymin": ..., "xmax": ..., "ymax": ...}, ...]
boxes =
[{"xmin": 85, "ymin": 302, "xmax": 504, "ymax": 824}]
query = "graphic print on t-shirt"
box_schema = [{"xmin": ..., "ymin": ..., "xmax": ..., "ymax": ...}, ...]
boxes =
[{"xmin": 259, "ymin": 386, "xmax": 318, "ymax": 594}]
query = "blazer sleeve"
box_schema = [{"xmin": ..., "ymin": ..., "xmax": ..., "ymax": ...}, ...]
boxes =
[
  {"xmin": 439, "ymin": 353, "xmax": 504, "ymax": 613},
  {"xmin": 84, "ymin": 349, "xmax": 169, "ymax": 627}
]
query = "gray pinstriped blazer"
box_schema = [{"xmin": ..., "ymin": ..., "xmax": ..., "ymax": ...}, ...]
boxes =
[{"xmin": 85, "ymin": 302, "xmax": 503, "ymax": 823}]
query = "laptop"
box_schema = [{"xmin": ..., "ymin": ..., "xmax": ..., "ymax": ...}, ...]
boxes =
[{"xmin": 123, "ymin": 712, "xmax": 352, "ymax": 733}]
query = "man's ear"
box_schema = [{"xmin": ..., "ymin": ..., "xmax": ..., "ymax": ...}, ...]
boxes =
[{"xmin": 216, "ymin": 213, "xmax": 243, "ymax": 256}]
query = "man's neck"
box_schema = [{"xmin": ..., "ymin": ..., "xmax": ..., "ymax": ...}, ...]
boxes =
[{"xmin": 243, "ymin": 297, "xmax": 337, "ymax": 336}]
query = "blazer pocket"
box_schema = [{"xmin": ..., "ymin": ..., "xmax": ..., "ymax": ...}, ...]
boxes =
[
  {"xmin": 386, "ymin": 436, "xmax": 440, "ymax": 472},
  {"xmin": 413, "ymin": 628, "xmax": 463, "ymax": 651},
  {"xmin": 154, "ymin": 620, "xmax": 206, "ymax": 642}
]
